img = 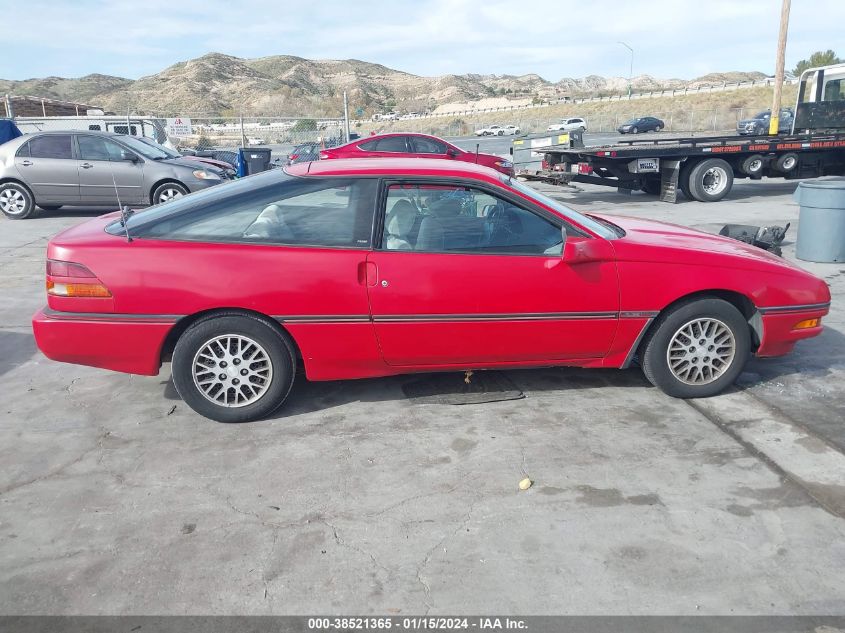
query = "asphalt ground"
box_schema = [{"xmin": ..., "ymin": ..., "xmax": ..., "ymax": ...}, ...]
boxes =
[{"xmin": 1, "ymin": 177, "xmax": 844, "ymax": 615}]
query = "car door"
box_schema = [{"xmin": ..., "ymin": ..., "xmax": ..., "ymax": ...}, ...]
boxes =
[
  {"xmin": 366, "ymin": 181, "xmax": 620, "ymax": 367},
  {"xmin": 13, "ymin": 134, "xmax": 80, "ymax": 203},
  {"xmin": 75, "ymin": 135, "xmax": 146, "ymax": 204}
]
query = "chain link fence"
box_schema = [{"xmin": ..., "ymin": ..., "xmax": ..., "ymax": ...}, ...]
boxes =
[{"xmin": 358, "ymin": 106, "xmax": 774, "ymax": 137}]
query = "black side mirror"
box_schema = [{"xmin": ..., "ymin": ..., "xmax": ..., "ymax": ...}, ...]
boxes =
[
  {"xmin": 121, "ymin": 150, "xmax": 138, "ymax": 162},
  {"xmin": 446, "ymin": 148, "xmax": 459, "ymax": 158}
]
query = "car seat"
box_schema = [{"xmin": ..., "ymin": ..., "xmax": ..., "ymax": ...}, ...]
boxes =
[{"xmin": 384, "ymin": 199, "xmax": 417, "ymax": 250}]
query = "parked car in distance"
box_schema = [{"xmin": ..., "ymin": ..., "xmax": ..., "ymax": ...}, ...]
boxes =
[
  {"xmin": 547, "ymin": 117, "xmax": 587, "ymax": 132},
  {"xmin": 286, "ymin": 141, "xmax": 321, "ymax": 165},
  {"xmin": 475, "ymin": 124, "xmax": 521, "ymax": 136},
  {"xmin": 617, "ymin": 117, "xmax": 664, "ymax": 134},
  {"xmin": 32, "ymin": 158, "xmax": 829, "ymax": 423},
  {"xmin": 0, "ymin": 131, "xmax": 227, "ymax": 219},
  {"xmin": 318, "ymin": 132, "xmax": 514, "ymax": 175},
  {"xmin": 736, "ymin": 108, "xmax": 795, "ymax": 135},
  {"xmin": 247, "ymin": 137, "xmax": 266, "ymax": 146},
  {"xmin": 134, "ymin": 137, "xmax": 236, "ymax": 177}
]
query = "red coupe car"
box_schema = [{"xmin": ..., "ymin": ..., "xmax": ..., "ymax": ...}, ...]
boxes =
[
  {"xmin": 318, "ymin": 133, "xmax": 515, "ymax": 176},
  {"xmin": 32, "ymin": 158, "xmax": 829, "ymax": 423}
]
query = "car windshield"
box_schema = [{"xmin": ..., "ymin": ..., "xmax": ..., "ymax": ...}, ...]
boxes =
[
  {"xmin": 754, "ymin": 111, "xmax": 771, "ymax": 119},
  {"xmin": 503, "ymin": 177, "xmax": 618, "ymax": 239},
  {"xmin": 624, "ymin": 119, "xmax": 640, "ymax": 125},
  {"xmin": 118, "ymin": 135, "xmax": 171, "ymax": 159},
  {"xmin": 138, "ymin": 138, "xmax": 181, "ymax": 158}
]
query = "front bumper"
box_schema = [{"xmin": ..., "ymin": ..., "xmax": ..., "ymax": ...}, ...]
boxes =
[
  {"xmin": 755, "ymin": 303, "xmax": 830, "ymax": 357},
  {"xmin": 32, "ymin": 307, "xmax": 175, "ymax": 376}
]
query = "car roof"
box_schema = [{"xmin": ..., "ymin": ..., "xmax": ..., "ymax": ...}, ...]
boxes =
[{"xmin": 286, "ymin": 157, "xmax": 504, "ymax": 181}]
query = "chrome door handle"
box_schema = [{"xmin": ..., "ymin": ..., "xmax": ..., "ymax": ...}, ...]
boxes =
[
  {"xmin": 20, "ymin": 160, "xmax": 32, "ymax": 166},
  {"xmin": 81, "ymin": 163, "xmax": 93, "ymax": 169}
]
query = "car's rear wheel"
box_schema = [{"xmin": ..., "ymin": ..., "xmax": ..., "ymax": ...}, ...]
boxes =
[
  {"xmin": 152, "ymin": 182, "xmax": 188, "ymax": 205},
  {"xmin": 640, "ymin": 298, "xmax": 750, "ymax": 398},
  {"xmin": 172, "ymin": 314, "xmax": 296, "ymax": 423},
  {"xmin": 0, "ymin": 182, "xmax": 36, "ymax": 219}
]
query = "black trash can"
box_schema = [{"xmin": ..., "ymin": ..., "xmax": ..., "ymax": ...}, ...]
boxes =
[{"xmin": 238, "ymin": 147, "xmax": 272, "ymax": 176}]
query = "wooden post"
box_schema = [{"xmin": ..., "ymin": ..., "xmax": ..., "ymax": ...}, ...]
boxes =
[{"xmin": 769, "ymin": 0, "xmax": 791, "ymax": 134}]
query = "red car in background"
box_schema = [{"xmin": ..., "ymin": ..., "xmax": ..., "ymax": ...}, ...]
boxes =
[
  {"xmin": 319, "ymin": 132, "xmax": 515, "ymax": 176},
  {"xmin": 32, "ymin": 158, "xmax": 829, "ymax": 423}
]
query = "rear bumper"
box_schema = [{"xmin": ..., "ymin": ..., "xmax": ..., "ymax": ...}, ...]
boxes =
[
  {"xmin": 31, "ymin": 307, "xmax": 174, "ymax": 376},
  {"xmin": 756, "ymin": 303, "xmax": 830, "ymax": 357}
]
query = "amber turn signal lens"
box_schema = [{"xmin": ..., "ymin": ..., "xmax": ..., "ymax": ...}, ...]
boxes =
[
  {"xmin": 47, "ymin": 280, "xmax": 112, "ymax": 298},
  {"xmin": 793, "ymin": 318, "xmax": 820, "ymax": 330}
]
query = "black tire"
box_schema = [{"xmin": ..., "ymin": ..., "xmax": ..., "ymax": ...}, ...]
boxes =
[
  {"xmin": 0, "ymin": 181, "xmax": 36, "ymax": 219},
  {"xmin": 687, "ymin": 158, "xmax": 734, "ymax": 202},
  {"xmin": 171, "ymin": 313, "xmax": 296, "ymax": 423},
  {"xmin": 497, "ymin": 130, "xmax": 504, "ymax": 136},
  {"xmin": 774, "ymin": 152, "xmax": 798, "ymax": 173},
  {"xmin": 631, "ymin": 126, "xmax": 639, "ymax": 134},
  {"xmin": 640, "ymin": 298, "xmax": 750, "ymax": 399},
  {"xmin": 579, "ymin": 126, "xmax": 586, "ymax": 132},
  {"xmin": 151, "ymin": 182, "xmax": 189, "ymax": 205},
  {"xmin": 740, "ymin": 154, "xmax": 765, "ymax": 176},
  {"xmin": 655, "ymin": 124, "xmax": 663, "ymax": 132},
  {"xmin": 678, "ymin": 161, "xmax": 695, "ymax": 200},
  {"xmin": 38, "ymin": 204, "xmax": 63, "ymax": 211}
]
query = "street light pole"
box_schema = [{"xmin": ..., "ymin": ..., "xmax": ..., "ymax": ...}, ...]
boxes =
[
  {"xmin": 618, "ymin": 42, "xmax": 634, "ymax": 97},
  {"xmin": 769, "ymin": 0, "xmax": 791, "ymax": 135}
]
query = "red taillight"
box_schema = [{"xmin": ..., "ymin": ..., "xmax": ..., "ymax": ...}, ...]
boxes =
[{"xmin": 46, "ymin": 259, "xmax": 111, "ymax": 298}]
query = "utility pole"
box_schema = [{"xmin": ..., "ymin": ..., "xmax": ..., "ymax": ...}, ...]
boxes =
[
  {"xmin": 769, "ymin": 0, "xmax": 791, "ymax": 135},
  {"xmin": 618, "ymin": 42, "xmax": 634, "ymax": 97},
  {"xmin": 343, "ymin": 91, "xmax": 351, "ymax": 143}
]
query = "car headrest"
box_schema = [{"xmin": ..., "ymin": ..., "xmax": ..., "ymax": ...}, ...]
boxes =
[
  {"xmin": 386, "ymin": 200, "xmax": 417, "ymax": 237},
  {"xmin": 428, "ymin": 197, "xmax": 462, "ymax": 217}
]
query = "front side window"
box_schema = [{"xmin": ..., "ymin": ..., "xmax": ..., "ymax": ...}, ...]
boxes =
[
  {"xmin": 27, "ymin": 135, "xmax": 73, "ymax": 159},
  {"xmin": 131, "ymin": 173, "xmax": 377, "ymax": 248},
  {"xmin": 410, "ymin": 137, "xmax": 447, "ymax": 154},
  {"xmin": 77, "ymin": 136, "xmax": 126, "ymax": 161},
  {"xmin": 381, "ymin": 183, "xmax": 564, "ymax": 256}
]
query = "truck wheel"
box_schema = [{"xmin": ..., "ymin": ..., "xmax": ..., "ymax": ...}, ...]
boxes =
[
  {"xmin": 687, "ymin": 158, "xmax": 734, "ymax": 202},
  {"xmin": 774, "ymin": 153, "xmax": 798, "ymax": 173},
  {"xmin": 740, "ymin": 154, "xmax": 765, "ymax": 176}
]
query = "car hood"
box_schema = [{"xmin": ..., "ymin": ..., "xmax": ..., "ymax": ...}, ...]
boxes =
[
  {"xmin": 594, "ymin": 214, "xmax": 806, "ymax": 271},
  {"xmin": 184, "ymin": 156, "xmax": 234, "ymax": 171},
  {"xmin": 738, "ymin": 118, "xmax": 763, "ymax": 125}
]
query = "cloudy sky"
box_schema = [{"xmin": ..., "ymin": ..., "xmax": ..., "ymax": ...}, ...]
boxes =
[{"xmin": 1, "ymin": 0, "xmax": 841, "ymax": 81}]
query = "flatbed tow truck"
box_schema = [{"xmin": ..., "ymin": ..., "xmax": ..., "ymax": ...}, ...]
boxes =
[{"xmin": 530, "ymin": 63, "xmax": 845, "ymax": 202}]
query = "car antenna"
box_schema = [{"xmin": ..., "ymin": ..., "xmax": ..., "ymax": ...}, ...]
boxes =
[
  {"xmin": 108, "ymin": 150, "xmax": 134, "ymax": 243},
  {"xmin": 475, "ymin": 143, "xmax": 480, "ymax": 164}
]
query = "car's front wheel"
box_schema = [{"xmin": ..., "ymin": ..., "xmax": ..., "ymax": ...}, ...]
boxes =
[
  {"xmin": 172, "ymin": 314, "xmax": 296, "ymax": 422},
  {"xmin": 640, "ymin": 298, "xmax": 750, "ymax": 398},
  {"xmin": 152, "ymin": 182, "xmax": 188, "ymax": 205},
  {"xmin": 631, "ymin": 126, "xmax": 639, "ymax": 134},
  {"xmin": 0, "ymin": 182, "xmax": 36, "ymax": 219}
]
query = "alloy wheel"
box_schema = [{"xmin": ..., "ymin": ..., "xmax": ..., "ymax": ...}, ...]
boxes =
[
  {"xmin": 0, "ymin": 188, "xmax": 27, "ymax": 216},
  {"xmin": 158, "ymin": 187, "xmax": 185, "ymax": 203},
  {"xmin": 666, "ymin": 318, "xmax": 736, "ymax": 385},
  {"xmin": 192, "ymin": 334, "xmax": 273, "ymax": 408}
]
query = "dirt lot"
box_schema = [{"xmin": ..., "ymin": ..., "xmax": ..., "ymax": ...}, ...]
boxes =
[{"xmin": 1, "ymin": 177, "xmax": 844, "ymax": 615}]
